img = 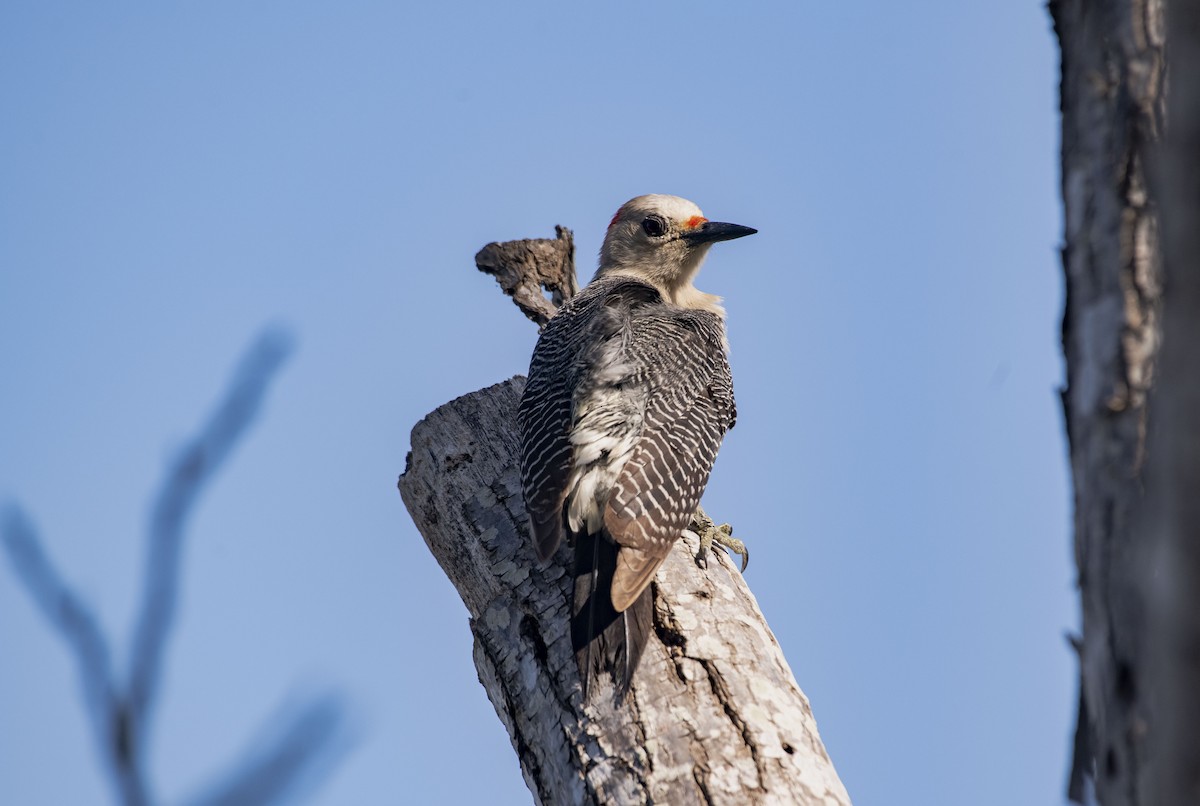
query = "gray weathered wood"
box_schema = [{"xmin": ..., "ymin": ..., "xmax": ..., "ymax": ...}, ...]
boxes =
[
  {"xmin": 476, "ymin": 226, "xmax": 579, "ymax": 328},
  {"xmin": 399, "ymin": 378, "xmax": 849, "ymax": 805},
  {"xmin": 1050, "ymin": 0, "xmax": 1165, "ymax": 802}
]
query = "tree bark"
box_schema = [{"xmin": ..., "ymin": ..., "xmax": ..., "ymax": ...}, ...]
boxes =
[
  {"xmin": 475, "ymin": 226, "xmax": 579, "ymax": 328},
  {"xmin": 398, "ymin": 235, "xmax": 849, "ymax": 805},
  {"xmin": 1050, "ymin": 0, "xmax": 1165, "ymax": 802},
  {"xmin": 1141, "ymin": 4, "xmax": 1200, "ymax": 804}
]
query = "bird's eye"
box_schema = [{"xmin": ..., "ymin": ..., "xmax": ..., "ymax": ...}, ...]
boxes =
[{"xmin": 641, "ymin": 216, "xmax": 667, "ymax": 237}]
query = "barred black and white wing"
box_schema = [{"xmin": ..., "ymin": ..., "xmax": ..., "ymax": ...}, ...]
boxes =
[
  {"xmin": 517, "ymin": 305, "xmax": 578, "ymax": 562},
  {"xmin": 600, "ymin": 306, "xmax": 735, "ymax": 611},
  {"xmin": 517, "ymin": 275, "xmax": 735, "ymax": 694},
  {"xmin": 517, "ymin": 278, "xmax": 666, "ymax": 561}
]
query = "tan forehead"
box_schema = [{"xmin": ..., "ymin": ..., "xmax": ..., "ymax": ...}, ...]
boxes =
[{"xmin": 609, "ymin": 195, "xmax": 705, "ymax": 229}]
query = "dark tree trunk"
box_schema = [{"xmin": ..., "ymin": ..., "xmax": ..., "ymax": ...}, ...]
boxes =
[
  {"xmin": 1050, "ymin": 0, "xmax": 1165, "ymax": 802},
  {"xmin": 1141, "ymin": 3, "xmax": 1200, "ymax": 804}
]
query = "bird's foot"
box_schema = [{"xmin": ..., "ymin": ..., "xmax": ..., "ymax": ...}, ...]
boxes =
[{"xmin": 691, "ymin": 506, "xmax": 749, "ymax": 572}]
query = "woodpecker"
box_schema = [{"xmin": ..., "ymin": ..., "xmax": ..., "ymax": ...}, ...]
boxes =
[{"xmin": 517, "ymin": 194, "xmax": 756, "ymax": 695}]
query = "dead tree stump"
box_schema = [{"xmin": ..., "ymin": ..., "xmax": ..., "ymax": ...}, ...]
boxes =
[{"xmin": 398, "ymin": 228, "xmax": 849, "ymax": 805}]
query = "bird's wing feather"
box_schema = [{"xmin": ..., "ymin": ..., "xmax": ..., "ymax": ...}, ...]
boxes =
[
  {"xmin": 518, "ymin": 278, "xmax": 662, "ymax": 560},
  {"xmin": 518, "ymin": 297, "xmax": 585, "ymax": 560},
  {"xmin": 603, "ymin": 308, "xmax": 735, "ymax": 611}
]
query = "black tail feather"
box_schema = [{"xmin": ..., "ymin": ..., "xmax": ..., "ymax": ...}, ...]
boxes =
[{"xmin": 571, "ymin": 530, "xmax": 652, "ymax": 698}]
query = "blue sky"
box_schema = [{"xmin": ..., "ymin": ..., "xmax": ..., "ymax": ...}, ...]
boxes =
[{"xmin": 0, "ymin": 3, "xmax": 1070, "ymax": 804}]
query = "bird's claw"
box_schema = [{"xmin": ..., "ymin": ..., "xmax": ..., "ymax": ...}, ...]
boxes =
[{"xmin": 691, "ymin": 506, "xmax": 749, "ymax": 572}]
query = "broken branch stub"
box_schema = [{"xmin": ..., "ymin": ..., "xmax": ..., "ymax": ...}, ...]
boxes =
[{"xmin": 475, "ymin": 225, "xmax": 579, "ymax": 327}]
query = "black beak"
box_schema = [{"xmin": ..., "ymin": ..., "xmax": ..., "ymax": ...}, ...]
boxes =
[{"xmin": 682, "ymin": 221, "xmax": 758, "ymax": 244}]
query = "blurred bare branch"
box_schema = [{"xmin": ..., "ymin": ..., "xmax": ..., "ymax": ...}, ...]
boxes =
[
  {"xmin": 129, "ymin": 329, "xmax": 293, "ymax": 742},
  {"xmin": 186, "ymin": 691, "xmax": 353, "ymax": 806},
  {"xmin": 2, "ymin": 326, "xmax": 352, "ymax": 806},
  {"xmin": 1, "ymin": 505, "xmax": 121, "ymax": 766}
]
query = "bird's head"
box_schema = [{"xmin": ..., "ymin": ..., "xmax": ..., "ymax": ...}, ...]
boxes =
[{"xmin": 595, "ymin": 194, "xmax": 756, "ymax": 312}]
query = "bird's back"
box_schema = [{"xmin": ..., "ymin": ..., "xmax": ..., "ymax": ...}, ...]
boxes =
[{"xmin": 517, "ymin": 275, "xmax": 735, "ymax": 694}]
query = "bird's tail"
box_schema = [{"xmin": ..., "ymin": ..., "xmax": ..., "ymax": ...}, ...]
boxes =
[{"xmin": 571, "ymin": 529, "xmax": 652, "ymax": 699}]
